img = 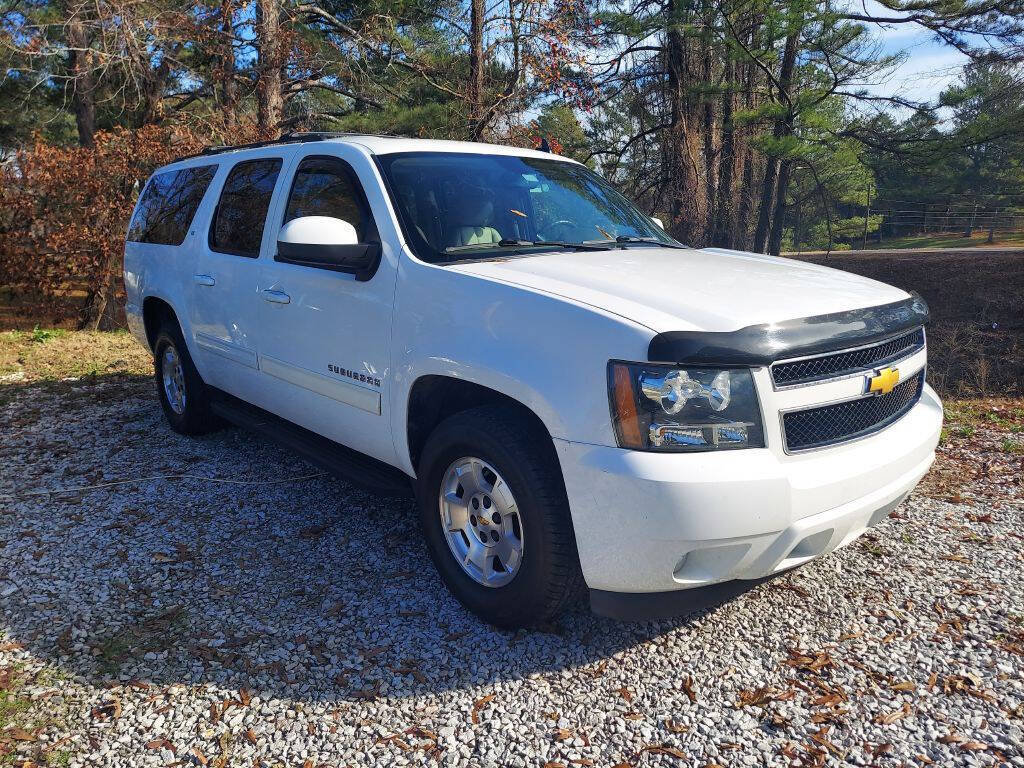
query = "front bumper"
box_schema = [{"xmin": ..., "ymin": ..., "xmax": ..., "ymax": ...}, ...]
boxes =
[{"xmin": 554, "ymin": 383, "xmax": 943, "ymax": 606}]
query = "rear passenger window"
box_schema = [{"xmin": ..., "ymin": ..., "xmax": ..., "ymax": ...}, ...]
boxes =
[
  {"xmin": 128, "ymin": 165, "xmax": 216, "ymax": 245},
  {"xmin": 283, "ymin": 157, "xmax": 372, "ymax": 241},
  {"xmin": 210, "ymin": 158, "xmax": 282, "ymax": 257}
]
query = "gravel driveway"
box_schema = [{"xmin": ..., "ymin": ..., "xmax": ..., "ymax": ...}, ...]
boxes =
[{"xmin": 1, "ymin": 371, "xmax": 1022, "ymax": 768}]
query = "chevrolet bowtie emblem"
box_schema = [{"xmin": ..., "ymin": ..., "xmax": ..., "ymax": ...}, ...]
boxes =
[{"xmin": 868, "ymin": 366, "xmax": 900, "ymax": 396}]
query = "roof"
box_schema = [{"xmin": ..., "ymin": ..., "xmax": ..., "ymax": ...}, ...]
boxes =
[
  {"xmin": 171, "ymin": 131, "xmax": 576, "ymax": 166},
  {"xmin": 335, "ymin": 134, "xmax": 571, "ymax": 162}
]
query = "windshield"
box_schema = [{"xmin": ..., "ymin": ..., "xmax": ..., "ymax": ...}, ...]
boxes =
[{"xmin": 375, "ymin": 151, "xmax": 682, "ymax": 262}]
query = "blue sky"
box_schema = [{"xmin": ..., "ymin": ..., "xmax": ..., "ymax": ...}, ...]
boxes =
[{"xmin": 851, "ymin": 0, "xmax": 970, "ymax": 109}]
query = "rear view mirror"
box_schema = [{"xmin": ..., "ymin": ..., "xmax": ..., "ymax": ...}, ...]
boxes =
[
  {"xmin": 276, "ymin": 216, "xmax": 381, "ymax": 280},
  {"xmin": 651, "ymin": 216, "xmax": 665, "ymax": 229}
]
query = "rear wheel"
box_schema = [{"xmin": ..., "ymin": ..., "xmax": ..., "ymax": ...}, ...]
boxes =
[
  {"xmin": 153, "ymin": 323, "xmax": 219, "ymax": 435},
  {"xmin": 416, "ymin": 405, "xmax": 583, "ymax": 627}
]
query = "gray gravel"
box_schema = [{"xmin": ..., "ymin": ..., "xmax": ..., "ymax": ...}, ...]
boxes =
[{"xmin": 1, "ymin": 375, "xmax": 1022, "ymax": 767}]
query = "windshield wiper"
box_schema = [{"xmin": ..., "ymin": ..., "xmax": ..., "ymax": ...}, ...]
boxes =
[
  {"xmin": 584, "ymin": 236, "xmax": 690, "ymax": 249},
  {"xmin": 444, "ymin": 238, "xmax": 612, "ymax": 253}
]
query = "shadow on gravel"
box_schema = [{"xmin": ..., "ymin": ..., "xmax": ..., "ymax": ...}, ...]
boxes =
[{"xmin": 0, "ymin": 374, "xmax": 714, "ymax": 704}]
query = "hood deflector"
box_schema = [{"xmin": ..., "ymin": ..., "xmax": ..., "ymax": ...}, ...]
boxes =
[{"xmin": 648, "ymin": 294, "xmax": 930, "ymax": 366}]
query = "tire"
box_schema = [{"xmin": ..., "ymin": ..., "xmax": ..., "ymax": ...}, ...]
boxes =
[
  {"xmin": 153, "ymin": 322, "xmax": 219, "ymax": 435},
  {"xmin": 416, "ymin": 405, "xmax": 584, "ymax": 628}
]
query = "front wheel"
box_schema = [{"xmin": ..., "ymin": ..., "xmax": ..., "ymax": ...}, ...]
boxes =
[{"xmin": 416, "ymin": 406, "xmax": 583, "ymax": 628}]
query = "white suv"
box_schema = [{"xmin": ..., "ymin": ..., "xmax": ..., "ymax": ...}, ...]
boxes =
[{"xmin": 124, "ymin": 132, "xmax": 942, "ymax": 627}]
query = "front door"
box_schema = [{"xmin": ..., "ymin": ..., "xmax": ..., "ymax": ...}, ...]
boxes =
[
  {"xmin": 255, "ymin": 147, "xmax": 399, "ymax": 466},
  {"xmin": 191, "ymin": 156, "xmax": 287, "ymax": 404}
]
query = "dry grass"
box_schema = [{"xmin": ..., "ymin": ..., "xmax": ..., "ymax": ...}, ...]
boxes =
[
  {"xmin": 917, "ymin": 396, "xmax": 1024, "ymax": 504},
  {"xmin": 0, "ymin": 329, "xmax": 151, "ymax": 383}
]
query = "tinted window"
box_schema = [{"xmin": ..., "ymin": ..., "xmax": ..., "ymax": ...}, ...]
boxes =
[
  {"xmin": 128, "ymin": 165, "xmax": 216, "ymax": 245},
  {"xmin": 210, "ymin": 158, "xmax": 282, "ymax": 256},
  {"xmin": 284, "ymin": 157, "xmax": 371, "ymax": 240}
]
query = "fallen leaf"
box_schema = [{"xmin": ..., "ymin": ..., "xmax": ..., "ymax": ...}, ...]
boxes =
[
  {"xmin": 616, "ymin": 686, "xmax": 632, "ymax": 703},
  {"xmin": 404, "ymin": 726, "xmax": 437, "ymax": 742},
  {"xmin": 960, "ymin": 741, "xmax": 989, "ymax": 752},
  {"xmin": 681, "ymin": 675, "xmax": 697, "ymax": 703},
  {"xmin": 737, "ymin": 686, "xmax": 782, "ymax": 708},
  {"xmin": 298, "ymin": 522, "xmax": 332, "ymax": 538},
  {"xmin": 891, "ymin": 681, "xmax": 917, "ymax": 692},
  {"xmin": 472, "ymin": 694, "xmax": 495, "ymax": 724},
  {"xmin": 874, "ymin": 702, "xmax": 911, "ymax": 725},
  {"xmin": 638, "ymin": 744, "xmax": 687, "ymax": 759},
  {"xmin": 361, "ymin": 645, "xmax": 390, "ymax": 660}
]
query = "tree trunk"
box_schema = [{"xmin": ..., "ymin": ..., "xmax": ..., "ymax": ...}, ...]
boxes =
[
  {"xmin": 712, "ymin": 57, "xmax": 735, "ymax": 247},
  {"xmin": 767, "ymin": 157, "xmax": 793, "ymax": 255},
  {"xmin": 752, "ymin": 157, "xmax": 779, "ymax": 253},
  {"xmin": 468, "ymin": 0, "xmax": 484, "ymax": 136},
  {"xmin": 752, "ymin": 29, "xmax": 799, "ymax": 253},
  {"xmin": 733, "ymin": 28, "xmax": 759, "ymax": 250},
  {"xmin": 133, "ymin": 55, "xmax": 172, "ymax": 129},
  {"xmin": 219, "ymin": 0, "xmax": 238, "ymax": 134},
  {"xmin": 734, "ymin": 146, "xmax": 754, "ymax": 248},
  {"xmin": 82, "ymin": 251, "xmax": 124, "ymax": 331},
  {"xmin": 66, "ymin": 17, "xmax": 96, "ymax": 148},
  {"xmin": 256, "ymin": 0, "xmax": 283, "ymax": 137},
  {"xmin": 700, "ymin": 0, "xmax": 717, "ymax": 240},
  {"xmin": 664, "ymin": 0, "xmax": 708, "ymax": 245}
]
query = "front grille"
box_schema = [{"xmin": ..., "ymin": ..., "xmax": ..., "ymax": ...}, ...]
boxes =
[
  {"xmin": 771, "ymin": 327, "xmax": 925, "ymax": 387},
  {"xmin": 782, "ymin": 371, "xmax": 924, "ymax": 452}
]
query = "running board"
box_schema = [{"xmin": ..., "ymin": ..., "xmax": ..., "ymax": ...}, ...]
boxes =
[{"xmin": 209, "ymin": 389, "xmax": 413, "ymax": 497}]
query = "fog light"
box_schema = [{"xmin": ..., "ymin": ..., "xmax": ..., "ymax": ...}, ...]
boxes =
[{"xmin": 650, "ymin": 421, "xmax": 750, "ymax": 448}]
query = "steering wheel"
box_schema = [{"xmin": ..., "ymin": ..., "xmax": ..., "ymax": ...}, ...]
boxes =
[{"xmin": 542, "ymin": 219, "xmax": 578, "ymax": 242}]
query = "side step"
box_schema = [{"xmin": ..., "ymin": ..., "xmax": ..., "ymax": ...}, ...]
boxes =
[{"xmin": 209, "ymin": 389, "xmax": 413, "ymax": 497}]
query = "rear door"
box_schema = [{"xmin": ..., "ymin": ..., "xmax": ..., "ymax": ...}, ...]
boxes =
[
  {"xmin": 255, "ymin": 145, "xmax": 399, "ymax": 466},
  {"xmin": 191, "ymin": 156, "xmax": 286, "ymax": 403}
]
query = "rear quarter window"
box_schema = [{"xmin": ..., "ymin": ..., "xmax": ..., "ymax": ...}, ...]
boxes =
[{"xmin": 127, "ymin": 165, "xmax": 217, "ymax": 245}]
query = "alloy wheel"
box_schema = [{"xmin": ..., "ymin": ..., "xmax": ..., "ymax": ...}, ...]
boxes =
[
  {"xmin": 161, "ymin": 344, "xmax": 187, "ymax": 415},
  {"xmin": 438, "ymin": 456, "xmax": 524, "ymax": 587}
]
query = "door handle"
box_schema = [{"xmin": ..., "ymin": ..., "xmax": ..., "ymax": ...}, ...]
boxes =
[
  {"xmin": 193, "ymin": 274, "xmax": 216, "ymax": 286},
  {"xmin": 262, "ymin": 289, "xmax": 291, "ymax": 304}
]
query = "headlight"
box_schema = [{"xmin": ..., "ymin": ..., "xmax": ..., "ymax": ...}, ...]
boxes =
[{"xmin": 608, "ymin": 362, "xmax": 764, "ymax": 451}]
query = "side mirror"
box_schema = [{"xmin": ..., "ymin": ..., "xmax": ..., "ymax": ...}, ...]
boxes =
[
  {"xmin": 651, "ymin": 216, "xmax": 665, "ymax": 229},
  {"xmin": 276, "ymin": 215, "xmax": 381, "ymax": 281}
]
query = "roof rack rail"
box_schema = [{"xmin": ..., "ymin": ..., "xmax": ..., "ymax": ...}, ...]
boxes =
[{"xmin": 172, "ymin": 131, "xmax": 411, "ymax": 163}]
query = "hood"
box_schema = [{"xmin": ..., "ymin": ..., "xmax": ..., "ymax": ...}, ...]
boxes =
[{"xmin": 448, "ymin": 246, "xmax": 909, "ymax": 333}]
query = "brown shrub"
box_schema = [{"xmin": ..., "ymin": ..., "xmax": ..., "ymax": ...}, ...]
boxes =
[{"xmin": 0, "ymin": 125, "xmax": 243, "ymax": 329}]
